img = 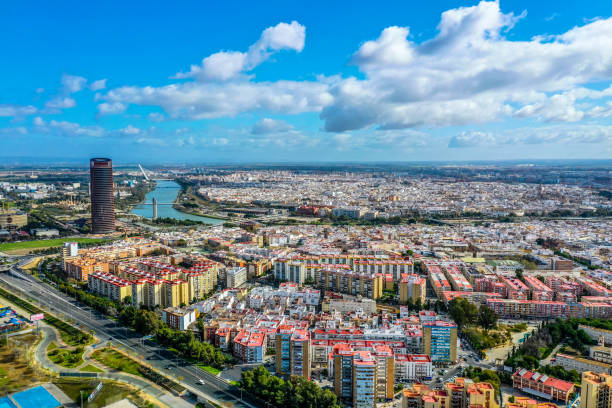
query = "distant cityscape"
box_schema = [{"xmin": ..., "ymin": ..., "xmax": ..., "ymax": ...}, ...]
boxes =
[{"xmin": 0, "ymin": 160, "xmax": 609, "ymax": 408}]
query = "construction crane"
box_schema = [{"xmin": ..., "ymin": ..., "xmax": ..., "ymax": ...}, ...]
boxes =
[{"xmin": 138, "ymin": 164, "xmax": 149, "ymax": 180}]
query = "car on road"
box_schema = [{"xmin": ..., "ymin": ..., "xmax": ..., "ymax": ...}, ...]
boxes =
[{"xmin": 197, "ymin": 379, "xmax": 205, "ymax": 385}]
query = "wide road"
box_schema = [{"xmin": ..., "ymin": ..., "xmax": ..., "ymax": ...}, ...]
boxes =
[{"xmin": 1, "ymin": 265, "xmax": 258, "ymax": 408}]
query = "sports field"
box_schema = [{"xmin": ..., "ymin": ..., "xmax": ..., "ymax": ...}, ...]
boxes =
[{"xmin": 0, "ymin": 238, "xmax": 106, "ymax": 253}]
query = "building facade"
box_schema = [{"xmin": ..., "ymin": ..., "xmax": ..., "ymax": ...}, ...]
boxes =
[
  {"xmin": 89, "ymin": 158, "xmax": 115, "ymax": 234},
  {"xmin": 423, "ymin": 321, "xmax": 457, "ymax": 364}
]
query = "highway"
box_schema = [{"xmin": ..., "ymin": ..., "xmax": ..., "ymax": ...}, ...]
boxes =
[{"xmin": 1, "ymin": 264, "xmax": 258, "ymax": 408}]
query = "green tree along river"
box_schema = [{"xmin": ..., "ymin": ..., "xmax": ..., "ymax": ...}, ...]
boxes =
[{"xmin": 131, "ymin": 179, "xmax": 223, "ymax": 224}]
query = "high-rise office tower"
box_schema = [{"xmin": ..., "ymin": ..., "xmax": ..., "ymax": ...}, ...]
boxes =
[{"xmin": 89, "ymin": 158, "xmax": 115, "ymax": 234}]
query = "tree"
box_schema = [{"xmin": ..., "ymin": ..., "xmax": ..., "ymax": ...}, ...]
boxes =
[
  {"xmin": 122, "ymin": 296, "xmax": 132, "ymax": 305},
  {"xmin": 478, "ymin": 305, "xmax": 498, "ymax": 331},
  {"xmin": 515, "ymin": 269, "xmax": 524, "ymax": 281},
  {"xmin": 448, "ymin": 298, "xmax": 478, "ymax": 329},
  {"xmin": 134, "ymin": 310, "xmax": 160, "ymax": 334}
]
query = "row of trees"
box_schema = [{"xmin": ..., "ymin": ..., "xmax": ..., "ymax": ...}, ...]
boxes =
[
  {"xmin": 156, "ymin": 326, "xmax": 230, "ymax": 368},
  {"xmin": 44, "ymin": 262, "xmax": 232, "ymax": 369},
  {"xmin": 118, "ymin": 305, "xmax": 232, "ymax": 369},
  {"xmin": 240, "ymin": 366, "xmax": 341, "ymax": 408}
]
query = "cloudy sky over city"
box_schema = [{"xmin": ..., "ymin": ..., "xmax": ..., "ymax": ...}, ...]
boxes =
[{"xmin": 2, "ymin": 0, "xmax": 612, "ymax": 163}]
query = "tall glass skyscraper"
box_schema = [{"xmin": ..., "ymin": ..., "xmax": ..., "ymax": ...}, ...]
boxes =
[{"xmin": 89, "ymin": 158, "xmax": 115, "ymax": 234}]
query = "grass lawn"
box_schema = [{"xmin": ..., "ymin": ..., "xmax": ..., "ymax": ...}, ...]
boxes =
[
  {"xmin": 0, "ymin": 238, "xmax": 107, "ymax": 253},
  {"xmin": 201, "ymin": 365, "xmax": 221, "ymax": 375},
  {"xmin": 52, "ymin": 379, "xmax": 150, "ymax": 408},
  {"xmin": 80, "ymin": 364, "xmax": 104, "ymax": 373},
  {"xmin": 47, "ymin": 341, "xmax": 58, "ymax": 351},
  {"xmin": 91, "ymin": 348, "xmax": 143, "ymax": 377},
  {"xmin": 48, "ymin": 346, "xmax": 85, "ymax": 368}
]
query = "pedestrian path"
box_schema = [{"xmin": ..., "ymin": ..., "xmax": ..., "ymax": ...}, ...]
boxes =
[{"xmin": 33, "ymin": 324, "xmax": 193, "ymax": 408}]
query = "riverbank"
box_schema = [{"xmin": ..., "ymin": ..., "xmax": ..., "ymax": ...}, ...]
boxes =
[
  {"xmin": 131, "ymin": 179, "xmax": 224, "ymax": 225},
  {"xmin": 173, "ymin": 180, "xmax": 231, "ymax": 221}
]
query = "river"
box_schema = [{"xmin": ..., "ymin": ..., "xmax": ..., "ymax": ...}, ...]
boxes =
[{"xmin": 131, "ymin": 179, "xmax": 224, "ymax": 225}]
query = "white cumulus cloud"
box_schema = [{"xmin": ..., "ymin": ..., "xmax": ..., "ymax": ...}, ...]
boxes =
[
  {"xmin": 97, "ymin": 102, "xmax": 127, "ymax": 115},
  {"xmin": 320, "ymin": 1, "xmax": 612, "ymax": 132},
  {"xmin": 251, "ymin": 118, "xmax": 294, "ymax": 134},
  {"xmin": 0, "ymin": 104, "xmax": 37, "ymax": 117},
  {"xmin": 61, "ymin": 74, "xmax": 87, "ymax": 93},
  {"xmin": 89, "ymin": 79, "xmax": 107, "ymax": 91},
  {"xmin": 174, "ymin": 21, "xmax": 305, "ymax": 81}
]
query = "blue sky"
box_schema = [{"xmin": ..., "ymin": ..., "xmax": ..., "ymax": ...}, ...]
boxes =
[{"xmin": 1, "ymin": 0, "xmax": 612, "ymax": 164}]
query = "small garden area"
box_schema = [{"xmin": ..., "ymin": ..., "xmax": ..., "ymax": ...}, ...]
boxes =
[
  {"xmin": 91, "ymin": 348, "xmax": 142, "ymax": 377},
  {"xmin": 80, "ymin": 364, "xmax": 104, "ymax": 373},
  {"xmin": 52, "ymin": 378, "xmax": 155, "ymax": 408},
  {"xmin": 47, "ymin": 343, "xmax": 85, "ymax": 368},
  {"xmin": 91, "ymin": 347, "xmax": 185, "ymax": 395}
]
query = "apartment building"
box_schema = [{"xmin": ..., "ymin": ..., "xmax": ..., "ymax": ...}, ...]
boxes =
[
  {"xmin": 322, "ymin": 297, "xmax": 377, "ymax": 314},
  {"xmin": 581, "ymin": 325, "xmax": 612, "ymax": 346},
  {"xmin": 373, "ymin": 345, "xmax": 395, "ymax": 401},
  {"xmin": 66, "ymin": 258, "xmax": 108, "ymax": 281},
  {"xmin": 87, "ymin": 272, "xmax": 131, "ymax": 303},
  {"xmin": 274, "ymin": 260, "xmax": 307, "ymax": 284},
  {"xmin": 275, "ymin": 325, "xmax": 311, "ymax": 379},
  {"xmin": 486, "ymin": 299, "xmax": 568, "ymax": 319},
  {"xmin": 290, "ymin": 329, "xmax": 311, "ymax": 379},
  {"xmin": 523, "ymin": 276, "xmax": 554, "ymax": 301},
  {"xmin": 401, "ymin": 379, "xmax": 497, "ymax": 408},
  {"xmin": 163, "ymin": 279, "xmax": 189, "ymax": 308},
  {"xmin": 426, "ymin": 265, "xmax": 452, "ymax": 299},
  {"xmin": 443, "ymin": 265, "xmax": 472, "ymax": 292},
  {"xmin": 581, "ymin": 371, "xmax": 612, "ymax": 408},
  {"xmin": 506, "ymin": 397, "xmax": 559, "ymax": 408},
  {"xmin": 314, "ymin": 268, "xmax": 383, "ymax": 300},
  {"xmin": 553, "ymin": 353, "xmax": 612, "ymax": 375},
  {"xmin": 423, "ymin": 321, "xmax": 457, "ymax": 364},
  {"xmin": 512, "ymin": 369, "xmax": 575, "ymax": 403},
  {"xmin": 331, "ymin": 344, "xmax": 392, "ymax": 408},
  {"xmin": 590, "ymin": 336, "xmax": 612, "ymax": 364},
  {"xmin": 226, "ymin": 266, "xmax": 247, "ymax": 288},
  {"xmin": 551, "ymin": 258, "xmax": 574, "ymax": 270},
  {"xmin": 353, "ymin": 259, "xmax": 414, "ymax": 281},
  {"xmin": 162, "ymin": 307, "xmax": 196, "ymax": 330},
  {"xmin": 502, "ymin": 276, "xmax": 530, "ymax": 300},
  {"xmin": 441, "ymin": 291, "xmax": 503, "ymax": 305},
  {"xmin": 233, "ymin": 330, "xmax": 266, "ymax": 363},
  {"xmin": 568, "ymin": 302, "xmax": 612, "ymax": 319},
  {"xmin": 400, "ymin": 274, "xmax": 426, "ymax": 305},
  {"xmin": 402, "ymin": 385, "xmax": 449, "ymax": 408},
  {"xmin": 353, "ymin": 351, "xmax": 377, "ymax": 408},
  {"xmin": 395, "ymin": 354, "xmax": 433, "ymax": 382}
]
